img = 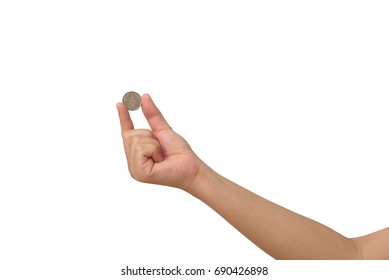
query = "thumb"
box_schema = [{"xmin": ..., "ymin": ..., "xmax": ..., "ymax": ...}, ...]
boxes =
[{"xmin": 141, "ymin": 94, "xmax": 172, "ymax": 133}]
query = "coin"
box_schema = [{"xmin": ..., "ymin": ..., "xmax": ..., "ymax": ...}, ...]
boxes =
[{"xmin": 122, "ymin": 91, "xmax": 142, "ymax": 111}]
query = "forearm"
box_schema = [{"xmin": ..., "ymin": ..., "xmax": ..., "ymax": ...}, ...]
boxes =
[{"xmin": 187, "ymin": 163, "xmax": 362, "ymax": 260}]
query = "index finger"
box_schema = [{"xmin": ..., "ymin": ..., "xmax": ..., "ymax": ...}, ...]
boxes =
[{"xmin": 116, "ymin": 102, "xmax": 134, "ymax": 131}]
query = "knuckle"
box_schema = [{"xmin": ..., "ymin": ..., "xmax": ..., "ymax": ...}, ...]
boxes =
[
  {"xmin": 122, "ymin": 130, "xmax": 154, "ymax": 144},
  {"xmin": 133, "ymin": 143, "xmax": 148, "ymax": 157},
  {"xmin": 129, "ymin": 168, "xmax": 149, "ymax": 183},
  {"xmin": 130, "ymin": 135, "xmax": 143, "ymax": 144}
]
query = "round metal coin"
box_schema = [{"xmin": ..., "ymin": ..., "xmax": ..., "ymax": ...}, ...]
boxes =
[{"xmin": 122, "ymin": 91, "xmax": 142, "ymax": 111}]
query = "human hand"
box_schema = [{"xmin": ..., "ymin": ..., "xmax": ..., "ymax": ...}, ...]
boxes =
[{"xmin": 117, "ymin": 94, "xmax": 202, "ymax": 190}]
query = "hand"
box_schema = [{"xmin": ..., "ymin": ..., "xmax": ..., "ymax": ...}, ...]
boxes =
[{"xmin": 117, "ymin": 94, "xmax": 202, "ymax": 190}]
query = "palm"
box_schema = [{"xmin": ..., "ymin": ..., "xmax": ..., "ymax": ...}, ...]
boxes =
[{"xmin": 150, "ymin": 129, "xmax": 200, "ymax": 189}]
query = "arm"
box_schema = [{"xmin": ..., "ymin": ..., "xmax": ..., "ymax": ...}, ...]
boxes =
[{"xmin": 117, "ymin": 94, "xmax": 389, "ymax": 260}]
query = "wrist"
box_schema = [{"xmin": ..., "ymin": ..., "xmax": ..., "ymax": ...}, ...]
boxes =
[{"xmin": 183, "ymin": 160, "xmax": 220, "ymax": 198}]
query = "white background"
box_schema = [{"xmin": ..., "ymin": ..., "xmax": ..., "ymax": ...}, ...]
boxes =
[{"xmin": 1, "ymin": 0, "xmax": 388, "ymax": 279}]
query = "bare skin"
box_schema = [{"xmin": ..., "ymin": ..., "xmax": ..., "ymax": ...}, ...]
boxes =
[{"xmin": 117, "ymin": 94, "xmax": 389, "ymax": 260}]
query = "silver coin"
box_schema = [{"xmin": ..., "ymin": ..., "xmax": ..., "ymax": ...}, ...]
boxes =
[{"xmin": 122, "ymin": 91, "xmax": 142, "ymax": 111}]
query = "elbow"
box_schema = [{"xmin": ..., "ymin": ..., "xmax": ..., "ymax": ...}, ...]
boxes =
[{"xmin": 350, "ymin": 237, "xmax": 365, "ymax": 260}]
